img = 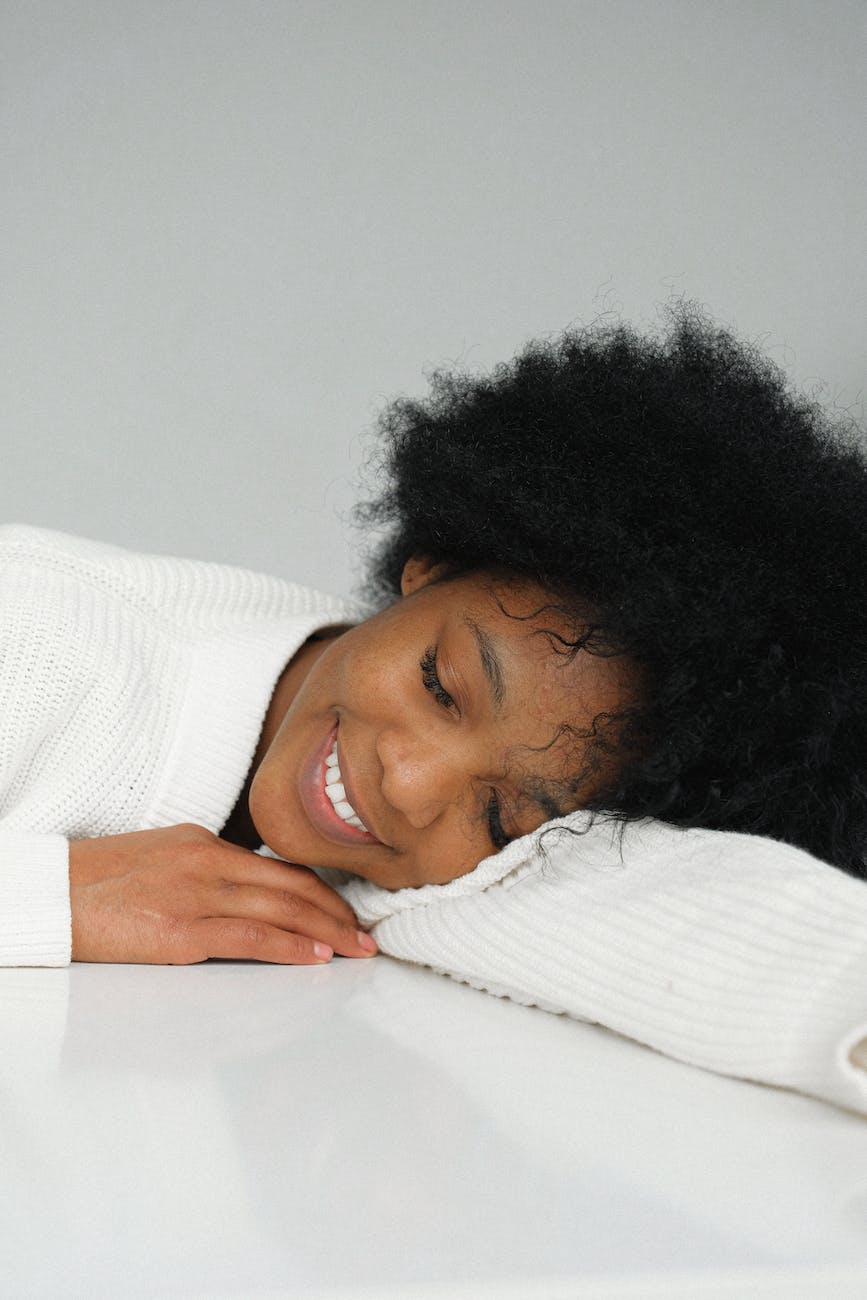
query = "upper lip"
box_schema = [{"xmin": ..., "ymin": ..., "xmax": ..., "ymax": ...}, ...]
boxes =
[{"xmin": 336, "ymin": 735, "xmax": 385, "ymax": 845}]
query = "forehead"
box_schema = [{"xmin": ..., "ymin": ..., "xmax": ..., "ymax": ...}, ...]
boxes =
[
  {"xmin": 441, "ymin": 572, "xmax": 633, "ymax": 737},
  {"xmin": 449, "ymin": 575, "xmax": 634, "ymax": 811},
  {"xmin": 439, "ymin": 569, "xmax": 574, "ymax": 628}
]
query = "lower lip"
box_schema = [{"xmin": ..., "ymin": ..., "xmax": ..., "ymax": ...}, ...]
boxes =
[{"xmin": 298, "ymin": 722, "xmax": 380, "ymax": 847}]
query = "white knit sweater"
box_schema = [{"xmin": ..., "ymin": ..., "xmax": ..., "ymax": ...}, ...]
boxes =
[
  {"xmin": 322, "ymin": 820, "xmax": 867, "ymax": 1113},
  {"xmin": 3, "ymin": 524, "xmax": 867, "ymax": 1114},
  {"xmin": 0, "ymin": 523, "xmax": 354, "ymax": 964}
]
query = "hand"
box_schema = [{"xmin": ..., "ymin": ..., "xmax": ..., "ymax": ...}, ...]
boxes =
[{"xmin": 68, "ymin": 823, "xmax": 377, "ymax": 965}]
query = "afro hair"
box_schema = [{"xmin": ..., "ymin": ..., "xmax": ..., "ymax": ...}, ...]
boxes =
[{"xmin": 357, "ymin": 305, "xmax": 867, "ymax": 877}]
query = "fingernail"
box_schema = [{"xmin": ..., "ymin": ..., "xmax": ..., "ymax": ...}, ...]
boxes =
[
  {"xmin": 356, "ymin": 930, "xmax": 377, "ymax": 954},
  {"xmin": 314, "ymin": 942, "xmax": 333, "ymax": 962}
]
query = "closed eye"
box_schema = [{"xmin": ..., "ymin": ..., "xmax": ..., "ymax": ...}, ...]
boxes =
[
  {"xmin": 420, "ymin": 645, "xmax": 458, "ymax": 713},
  {"xmin": 486, "ymin": 790, "xmax": 511, "ymax": 851}
]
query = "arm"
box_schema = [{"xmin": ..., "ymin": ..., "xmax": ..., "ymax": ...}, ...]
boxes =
[{"xmin": 0, "ymin": 822, "xmax": 376, "ymax": 967}]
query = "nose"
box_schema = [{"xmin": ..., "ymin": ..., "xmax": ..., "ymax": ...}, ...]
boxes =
[{"xmin": 375, "ymin": 726, "xmax": 464, "ymax": 831}]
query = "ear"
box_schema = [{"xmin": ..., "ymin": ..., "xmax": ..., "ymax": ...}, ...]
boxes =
[{"xmin": 400, "ymin": 555, "xmax": 451, "ymax": 597}]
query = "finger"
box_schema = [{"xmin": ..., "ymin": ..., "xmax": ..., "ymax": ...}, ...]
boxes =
[
  {"xmin": 225, "ymin": 850, "xmax": 361, "ymax": 927},
  {"xmin": 191, "ymin": 917, "xmax": 336, "ymax": 965},
  {"xmin": 209, "ymin": 881, "xmax": 377, "ymax": 958}
]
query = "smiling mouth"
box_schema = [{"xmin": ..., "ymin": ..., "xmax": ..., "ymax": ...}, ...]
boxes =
[
  {"xmin": 323, "ymin": 739, "xmax": 369, "ymax": 831},
  {"xmin": 298, "ymin": 723, "xmax": 381, "ymax": 847}
]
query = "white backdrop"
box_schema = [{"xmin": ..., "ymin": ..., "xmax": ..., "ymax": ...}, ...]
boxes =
[{"xmin": 2, "ymin": 0, "xmax": 864, "ymax": 598}]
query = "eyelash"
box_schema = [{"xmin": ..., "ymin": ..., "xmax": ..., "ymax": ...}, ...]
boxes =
[
  {"xmin": 419, "ymin": 645, "xmax": 512, "ymax": 852},
  {"xmin": 486, "ymin": 790, "xmax": 511, "ymax": 851},
  {"xmin": 420, "ymin": 645, "xmax": 457, "ymax": 712}
]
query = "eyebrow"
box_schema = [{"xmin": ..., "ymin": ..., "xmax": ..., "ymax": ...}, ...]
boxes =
[
  {"xmin": 523, "ymin": 785, "xmax": 569, "ymax": 821},
  {"xmin": 463, "ymin": 616, "xmax": 571, "ymax": 825},
  {"xmin": 463, "ymin": 616, "xmax": 506, "ymax": 709}
]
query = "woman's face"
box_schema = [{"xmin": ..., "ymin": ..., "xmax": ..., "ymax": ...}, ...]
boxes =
[{"xmin": 248, "ymin": 561, "xmax": 635, "ymax": 889}]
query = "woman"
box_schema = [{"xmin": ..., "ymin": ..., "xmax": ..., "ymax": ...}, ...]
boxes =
[{"xmin": 3, "ymin": 305, "xmax": 865, "ymax": 967}]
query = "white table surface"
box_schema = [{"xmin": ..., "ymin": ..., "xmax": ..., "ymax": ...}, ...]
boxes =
[{"xmin": 3, "ymin": 956, "xmax": 867, "ymax": 1300}]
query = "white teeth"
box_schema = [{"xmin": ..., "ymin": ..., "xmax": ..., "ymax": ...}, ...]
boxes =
[{"xmin": 323, "ymin": 740, "xmax": 369, "ymax": 832}]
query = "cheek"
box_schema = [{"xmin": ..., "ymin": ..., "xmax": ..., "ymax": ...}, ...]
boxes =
[
  {"xmin": 340, "ymin": 633, "xmax": 416, "ymax": 714},
  {"xmin": 247, "ymin": 757, "xmax": 281, "ymax": 825},
  {"xmin": 379, "ymin": 830, "xmax": 483, "ymax": 889},
  {"xmin": 422, "ymin": 803, "xmax": 494, "ymax": 879}
]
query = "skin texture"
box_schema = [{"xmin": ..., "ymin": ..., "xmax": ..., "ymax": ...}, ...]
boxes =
[
  {"xmin": 69, "ymin": 824, "xmax": 374, "ymax": 965},
  {"xmin": 247, "ymin": 558, "xmax": 635, "ymax": 889},
  {"xmin": 68, "ymin": 559, "xmax": 636, "ymax": 963}
]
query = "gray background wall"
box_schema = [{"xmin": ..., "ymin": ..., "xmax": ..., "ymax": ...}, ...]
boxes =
[{"xmin": 2, "ymin": 0, "xmax": 864, "ymax": 599}]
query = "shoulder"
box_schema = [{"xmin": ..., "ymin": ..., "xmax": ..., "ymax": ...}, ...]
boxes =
[
  {"xmin": 0, "ymin": 523, "xmax": 358, "ymax": 629},
  {"xmin": 0, "ymin": 523, "xmax": 144, "ymax": 576}
]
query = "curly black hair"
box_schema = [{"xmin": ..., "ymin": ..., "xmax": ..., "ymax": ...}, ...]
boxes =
[{"xmin": 357, "ymin": 304, "xmax": 867, "ymax": 877}]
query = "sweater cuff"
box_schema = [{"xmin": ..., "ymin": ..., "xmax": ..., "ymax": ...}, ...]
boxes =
[
  {"xmin": 778, "ymin": 937, "xmax": 867, "ymax": 1114},
  {"xmin": 0, "ymin": 832, "xmax": 72, "ymax": 966}
]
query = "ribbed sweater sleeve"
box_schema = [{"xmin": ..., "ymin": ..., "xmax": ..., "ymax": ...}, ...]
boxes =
[
  {"xmin": 331, "ymin": 816, "xmax": 867, "ymax": 1114},
  {"xmin": 0, "ymin": 831, "xmax": 71, "ymax": 965}
]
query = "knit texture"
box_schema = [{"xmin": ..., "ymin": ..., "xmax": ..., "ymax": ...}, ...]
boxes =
[
  {"xmin": 314, "ymin": 816, "xmax": 867, "ymax": 1115},
  {"xmin": 4, "ymin": 524, "xmax": 867, "ymax": 1114},
  {"xmin": 0, "ymin": 523, "xmax": 355, "ymax": 964}
]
